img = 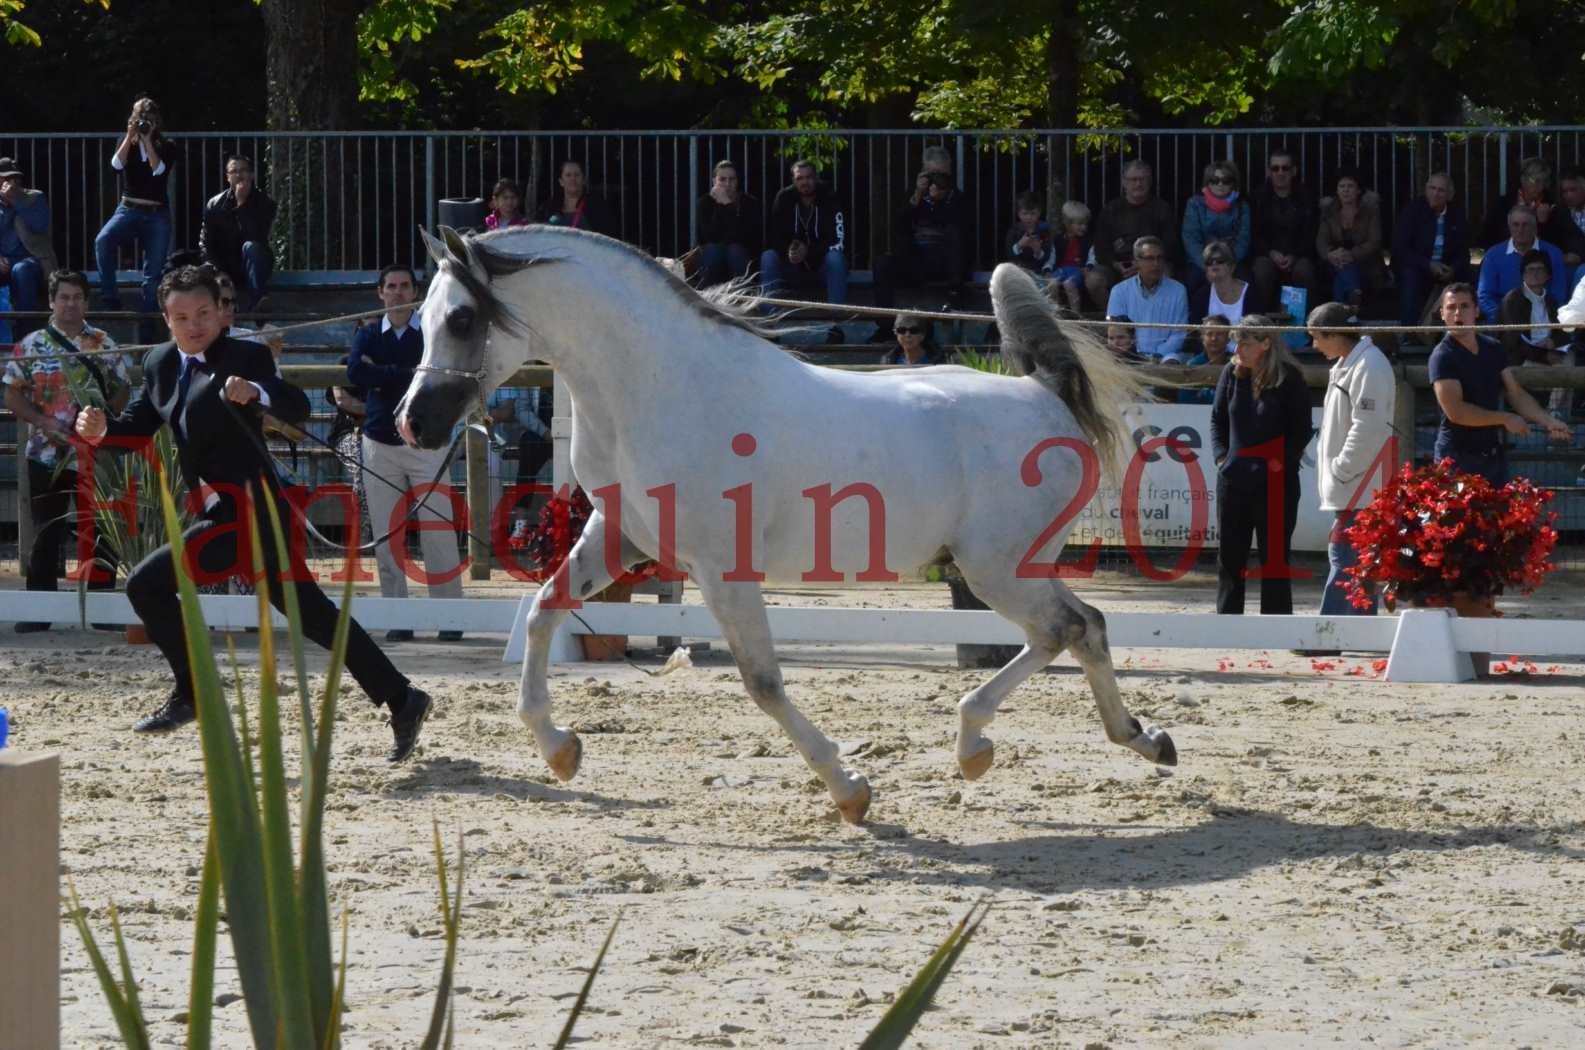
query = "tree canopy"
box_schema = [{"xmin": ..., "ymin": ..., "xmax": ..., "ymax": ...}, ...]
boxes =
[{"xmin": 4, "ymin": 0, "xmax": 1582, "ymax": 131}]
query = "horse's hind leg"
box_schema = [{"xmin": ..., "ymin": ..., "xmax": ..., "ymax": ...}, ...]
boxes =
[
  {"xmin": 518, "ymin": 508, "xmax": 645, "ymax": 781},
  {"xmin": 954, "ymin": 574, "xmax": 1176, "ymax": 780},
  {"xmin": 693, "ymin": 573, "xmax": 872, "ymax": 824}
]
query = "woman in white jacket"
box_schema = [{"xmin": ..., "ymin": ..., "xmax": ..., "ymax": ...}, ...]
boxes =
[{"xmin": 1309, "ymin": 302, "xmax": 1396, "ymax": 619}]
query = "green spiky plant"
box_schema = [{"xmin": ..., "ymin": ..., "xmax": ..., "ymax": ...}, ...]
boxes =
[{"xmin": 71, "ymin": 474, "xmax": 463, "ymax": 1049}]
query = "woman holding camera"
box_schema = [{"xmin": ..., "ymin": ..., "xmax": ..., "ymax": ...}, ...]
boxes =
[{"xmin": 94, "ymin": 98, "xmax": 173, "ymax": 318}]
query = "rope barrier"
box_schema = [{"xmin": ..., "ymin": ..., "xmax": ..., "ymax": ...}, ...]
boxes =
[{"xmin": 6, "ymin": 284, "xmax": 1580, "ymax": 367}]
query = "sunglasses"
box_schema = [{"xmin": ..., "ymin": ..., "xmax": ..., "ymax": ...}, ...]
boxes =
[
  {"xmin": 1134, "ymin": 253, "xmax": 1164, "ymax": 262},
  {"xmin": 1269, "ymin": 163, "xmax": 1293, "ymax": 172},
  {"xmin": 894, "ymin": 326, "xmax": 923, "ymax": 335},
  {"xmin": 1206, "ymin": 257, "xmax": 1231, "ymax": 266},
  {"xmin": 1208, "ymin": 176, "xmax": 1234, "ymax": 186}
]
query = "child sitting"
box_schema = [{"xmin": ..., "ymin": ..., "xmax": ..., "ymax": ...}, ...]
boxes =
[
  {"xmin": 1005, "ymin": 191, "xmax": 1055, "ymax": 278},
  {"xmin": 1051, "ymin": 200, "xmax": 1095, "ymax": 313},
  {"xmin": 484, "ymin": 177, "xmax": 529, "ymax": 230}
]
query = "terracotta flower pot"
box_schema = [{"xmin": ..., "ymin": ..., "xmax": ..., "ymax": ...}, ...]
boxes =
[
  {"xmin": 579, "ymin": 581, "xmax": 632, "ymax": 661},
  {"xmin": 125, "ymin": 623, "xmax": 152, "ymax": 645}
]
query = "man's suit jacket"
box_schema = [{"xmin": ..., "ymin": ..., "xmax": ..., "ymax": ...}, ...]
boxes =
[{"xmin": 105, "ymin": 335, "xmax": 309, "ymax": 504}]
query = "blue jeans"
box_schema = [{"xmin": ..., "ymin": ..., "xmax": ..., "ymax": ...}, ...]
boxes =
[
  {"xmin": 94, "ymin": 203, "xmax": 172, "ymax": 311},
  {"xmin": 698, "ymin": 242, "xmax": 750, "ymax": 287},
  {"xmin": 6, "ymin": 255, "xmax": 43, "ymax": 312},
  {"xmin": 1436, "ymin": 443, "xmax": 1507, "ymax": 486},
  {"xmin": 759, "ymin": 247, "xmax": 848, "ymax": 304},
  {"xmin": 1331, "ymin": 261, "xmax": 1363, "ymax": 304},
  {"xmin": 1321, "ymin": 510, "xmax": 1374, "ymax": 615},
  {"xmin": 240, "ymin": 240, "xmax": 274, "ymax": 308}
]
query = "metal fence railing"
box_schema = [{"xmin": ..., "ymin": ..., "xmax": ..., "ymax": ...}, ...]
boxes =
[{"xmin": 5, "ymin": 127, "xmax": 1585, "ymax": 280}]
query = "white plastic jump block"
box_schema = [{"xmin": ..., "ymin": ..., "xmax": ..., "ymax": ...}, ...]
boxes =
[{"xmin": 1385, "ymin": 608, "xmax": 1475, "ymax": 683}]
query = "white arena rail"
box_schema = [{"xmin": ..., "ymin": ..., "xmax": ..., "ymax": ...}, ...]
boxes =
[{"xmin": 3, "ymin": 591, "xmax": 1573, "ymax": 686}]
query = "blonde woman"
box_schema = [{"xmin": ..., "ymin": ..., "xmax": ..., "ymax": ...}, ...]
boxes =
[{"xmin": 1209, "ymin": 313, "xmax": 1314, "ymax": 615}]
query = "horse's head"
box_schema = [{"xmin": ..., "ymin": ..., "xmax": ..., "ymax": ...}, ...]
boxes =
[{"xmin": 396, "ymin": 225, "xmax": 529, "ymax": 449}]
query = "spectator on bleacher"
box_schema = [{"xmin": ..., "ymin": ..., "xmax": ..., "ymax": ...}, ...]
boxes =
[
  {"xmin": 1189, "ymin": 241, "xmax": 1261, "ymax": 328},
  {"xmin": 1182, "ymin": 160, "xmax": 1251, "ymax": 289},
  {"xmin": 200, "ymin": 155, "xmax": 276, "ymax": 313},
  {"xmin": 1497, "ymin": 249, "xmax": 1568, "ymax": 367},
  {"xmin": 537, "ymin": 159, "xmax": 617, "ymax": 237},
  {"xmin": 1477, "ymin": 157, "xmax": 1575, "ymax": 253},
  {"xmin": 1249, "ymin": 149, "xmax": 1318, "ymax": 309},
  {"xmin": 879, "ymin": 312, "xmax": 946, "ymax": 366},
  {"xmin": 1315, "ymin": 168, "xmax": 1384, "ymax": 309},
  {"xmin": 3, "ymin": 270, "xmax": 129, "ymax": 632},
  {"xmin": 920, "ymin": 145, "xmax": 954, "ymax": 180},
  {"xmin": 1004, "ymin": 191, "xmax": 1055, "ymax": 279},
  {"xmin": 1391, "ymin": 172, "xmax": 1471, "ymax": 331},
  {"xmin": 346, "ymin": 264, "xmax": 465, "ymax": 641},
  {"xmin": 1179, "ymin": 315, "xmax": 1232, "ymax": 404},
  {"xmin": 95, "ymin": 98, "xmax": 173, "ymax": 316},
  {"xmin": 484, "ymin": 178, "xmax": 529, "ymax": 230},
  {"xmin": 0, "ymin": 157, "xmax": 57, "ymax": 336},
  {"xmin": 1429, "ymin": 283, "xmax": 1571, "ymax": 484},
  {"xmin": 1476, "ymin": 205, "xmax": 1567, "ymax": 322},
  {"xmin": 1045, "ymin": 200, "xmax": 1102, "ymax": 312},
  {"xmin": 1105, "ymin": 235, "xmax": 1187, "ymax": 362},
  {"xmin": 1093, "ymin": 160, "xmax": 1179, "ymax": 295},
  {"xmin": 761, "ymin": 160, "xmax": 848, "ymax": 335},
  {"xmin": 1210, "ymin": 313, "xmax": 1311, "ymax": 617},
  {"xmin": 1308, "ymin": 301, "xmax": 1394, "ymax": 620},
  {"xmin": 694, "ymin": 159, "xmax": 762, "ymax": 287},
  {"xmin": 873, "ymin": 170, "xmax": 966, "ymax": 316},
  {"xmin": 1558, "ymin": 167, "xmax": 1585, "ymax": 293},
  {"xmin": 1105, "ymin": 315, "xmax": 1144, "ymax": 363}
]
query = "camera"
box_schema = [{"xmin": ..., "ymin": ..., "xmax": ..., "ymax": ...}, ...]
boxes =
[{"xmin": 135, "ymin": 119, "xmax": 152, "ymax": 134}]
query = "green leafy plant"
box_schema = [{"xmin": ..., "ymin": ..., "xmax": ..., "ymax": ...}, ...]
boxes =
[{"xmin": 71, "ymin": 474, "xmax": 463, "ymax": 1048}]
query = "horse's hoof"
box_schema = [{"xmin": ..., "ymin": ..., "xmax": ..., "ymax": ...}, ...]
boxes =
[
  {"xmin": 835, "ymin": 780, "xmax": 872, "ymax": 825},
  {"xmin": 1154, "ymin": 731, "xmax": 1178, "ymax": 767},
  {"xmin": 958, "ymin": 743, "xmax": 995, "ymax": 782},
  {"xmin": 547, "ymin": 734, "xmax": 583, "ymax": 781}
]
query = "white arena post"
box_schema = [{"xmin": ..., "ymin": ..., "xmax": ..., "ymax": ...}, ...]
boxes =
[{"xmin": 0, "ymin": 751, "xmax": 61, "ymax": 1050}]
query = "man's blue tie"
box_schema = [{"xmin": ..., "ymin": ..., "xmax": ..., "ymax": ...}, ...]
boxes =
[{"xmin": 172, "ymin": 356, "xmax": 198, "ymax": 445}]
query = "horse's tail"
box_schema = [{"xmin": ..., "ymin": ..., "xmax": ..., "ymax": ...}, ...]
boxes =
[{"xmin": 989, "ymin": 263, "xmax": 1150, "ymax": 479}]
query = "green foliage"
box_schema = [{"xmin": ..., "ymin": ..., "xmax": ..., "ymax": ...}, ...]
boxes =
[
  {"xmin": 357, "ymin": 0, "xmax": 455, "ymax": 103},
  {"xmin": 71, "ymin": 475, "xmax": 464, "ymax": 1048},
  {"xmin": 858, "ymin": 900, "xmax": 991, "ymax": 1049}
]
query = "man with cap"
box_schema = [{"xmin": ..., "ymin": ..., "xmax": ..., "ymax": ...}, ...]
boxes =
[{"xmin": 0, "ymin": 157, "xmax": 58, "ymax": 336}]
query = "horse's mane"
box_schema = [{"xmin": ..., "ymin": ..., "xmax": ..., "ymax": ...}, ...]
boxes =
[{"xmin": 466, "ymin": 224, "xmax": 791, "ymax": 342}]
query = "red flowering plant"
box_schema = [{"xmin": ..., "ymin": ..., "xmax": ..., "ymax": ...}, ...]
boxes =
[
  {"xmin": 515, "ymin": 487, "xmax": 661, "ymax": 584},
  {"xmin": 1342, "ymin": 459, "xmax": 1559, "ymax": 610}
]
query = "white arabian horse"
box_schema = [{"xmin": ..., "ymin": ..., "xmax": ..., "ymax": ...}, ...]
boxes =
[{"xmin": 396, "ymin": 225, "xmax": 1177, "ymax": 824}]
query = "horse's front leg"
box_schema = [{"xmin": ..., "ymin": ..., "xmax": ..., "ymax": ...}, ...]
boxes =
[
  {"xmin": 519, "ymin": 508, "xmax": 645, "ymax": 781},
  {"xmin": 692, "ymin": 573, "xmax": 872, "ymax": 824}
]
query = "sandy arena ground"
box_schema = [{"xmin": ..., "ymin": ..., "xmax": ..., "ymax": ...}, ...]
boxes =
[{"xmin": 7, "ymin": 571, "xmax": 1585, "ymax": 1048}]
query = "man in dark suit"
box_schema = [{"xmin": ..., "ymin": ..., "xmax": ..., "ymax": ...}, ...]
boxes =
[{"xmin": 75, "ymin": 265, "xmax": 433, "ymax": 760}]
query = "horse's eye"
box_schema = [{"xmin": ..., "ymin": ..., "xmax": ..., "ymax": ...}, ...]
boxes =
[{"xmin": 446, "ymin": 304, "xmax": 476, "ymax": 339}]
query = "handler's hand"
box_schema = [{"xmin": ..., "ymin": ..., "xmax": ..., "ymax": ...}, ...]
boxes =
[
  {"xmin": 76, "ymin": 406, "xmax": 107, "ymax": 443},
  {"xmin": 224, "ymin": 375, "xmax": 259, "ymax": 405},
  {"xmin": 1544, "ymin": 416, "xmax": 1573, "ymax": 442},
  {"xmin": 1502, "ymin": 413, "xmax": 1531, "ymax": 438}
]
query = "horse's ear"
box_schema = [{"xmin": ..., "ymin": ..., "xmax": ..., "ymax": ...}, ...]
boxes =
[
  {"xmin": 420, "ymin": 226, "xmax": 448, "ymax": 267},
  {"xmin": 440, "ymin": 225, "xmax": 472, "ymax": 267}
]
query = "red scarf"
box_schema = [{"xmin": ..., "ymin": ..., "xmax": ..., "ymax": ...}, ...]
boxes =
[{"xmin": 1202, "ymin": 188, "xmax": 1236, "ymax": 215}]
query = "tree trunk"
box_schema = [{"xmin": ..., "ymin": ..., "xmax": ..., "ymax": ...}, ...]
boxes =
[
  {"xmin": 258, "ymin": 0, "xmax": 363, "ymax": 131},
  {"xmin": 1043, "ymin": 0, "xmax": 1081, "ymax": 216}
]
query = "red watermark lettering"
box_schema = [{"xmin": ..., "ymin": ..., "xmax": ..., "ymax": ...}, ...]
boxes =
[
  {"xmin": 386, "ymin": 482, "xmax": 469, "ymax": 587},
  {"xmin": 1016, "ymin": 436, "xmax": 1103, "ymax": 579},
  {"xmin": 801, "ymin": 481, "xmax": 899, "ymax": 583},
  {"xmin": 1121, "ymin": 435, "xmax": 1207, "ymax": 581}
]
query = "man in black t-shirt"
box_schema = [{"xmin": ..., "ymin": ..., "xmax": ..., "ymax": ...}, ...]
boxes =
[{"xmin": 1427, "ymin": 283, "xmax": 1571, "ymax": 483}]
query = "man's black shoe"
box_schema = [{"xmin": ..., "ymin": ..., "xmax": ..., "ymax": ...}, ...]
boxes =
[
  {"xmin": 135, "ymin": 695, "xmax": 196, "ymax": 733},
  {"xmin": 386, "ymin": 628, "xmax": 414, "ymax": 643},
  {"xmin": 438, "ymin": 630, "xmax": 463, "ymax": 642},
  {"xmin": 388, "ymin": 687, "xmax": 433, "ymax": 763},
  {"xmin": 15, "ymin": 621, "xmax": 50, "ymax": 634}
]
